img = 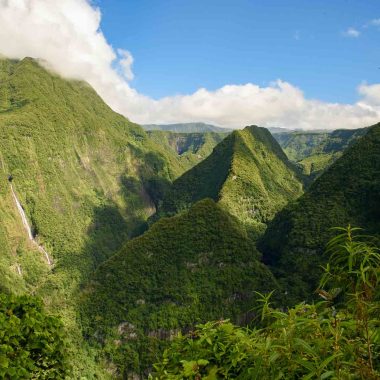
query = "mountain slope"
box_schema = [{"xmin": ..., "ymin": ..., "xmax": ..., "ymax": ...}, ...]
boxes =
[
  {"xmin": 143, "ymin": 122, "xmax": 232, "ymax": 133},
  {"xmin": 274, "ymin": 128, "xmax": 367, "ymax": 178},
  {"xmin": 158, "ymin": 126, "xmax": 304, "ymax": 236},
  {"xmin": 259, "ymin": 123, "xmax": 380, "ymax": 302},
  {"xmin": 274, "ymin": 131, "xmax": 330, "ymax": 161},
  {"xmin": 146, "ymin": 130, "xmax": 227, "ymax": 172},
  {"xmin": 82, "ymin": 199, "xmax": 277, "ymax": 376},
  {"xmin": 0, "ymin": 57, "xmax": 190, "ymax": 377},
  {"xmin": 0, "ymin": 57, "xmax": 190, "ymax": 282}
]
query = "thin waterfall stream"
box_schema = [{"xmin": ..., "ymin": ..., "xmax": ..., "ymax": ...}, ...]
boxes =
[{"xmin": 10, "ymin": 183, "xmax": 52, "ymax": 266}]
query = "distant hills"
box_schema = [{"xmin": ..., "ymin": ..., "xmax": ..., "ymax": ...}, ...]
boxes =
[
  {"xmin": 273, "ymin": 128, "xmax": 367, "ymax": 178},
  {"xmin": 259, "ymin": 123, "xmax": 379, "ymax": 302},
  {"xmin": 146, "ymin": 130, "xmax": 226, "ymax": 176},
  {"xmin": 157, "ymin": 125, "xmax": 304, "ymax": 236},
  {"xmin": 144, "ymin": 124, "xmax": 367, "ymax": 182},
  {"xmin": 143, "ymin": 122, "xmax": 233, "ymax": 133}
]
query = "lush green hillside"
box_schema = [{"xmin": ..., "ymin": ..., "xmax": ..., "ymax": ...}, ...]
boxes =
[
  {"xmin": 147, "ymin": 130, "xmax": 226, "ymax": 172},
  {"xmin": 81, "ymin": 199, "xmax": 277, "ymax": 377},
  {"xmin": 259, "ymin": 123, "xmax": 380, "ymax": 302},
  {"xmin": 2, "ymin": 56, "xmax": 377, "ymax": 379},
  {"xmin": 158, "ymin": 126, "xmax": 304, "ymax": 236},
  {"xmin": 0, "ymin": 57, "xmax": 194, "ymax": 377},
  {"xmin": 153, "ymin": 227, "xmax": 380, "ymax": 379},
  {"xmin": 274, "ymin": 128, "xmax": 367, "ymax": 178},
  {"xmin": 274, "ymin": 131, "xmax": 330, "ymax": 161},
  {"xmin": 143, "ymin": 122, "xmax": 232, "ymax": 133}
]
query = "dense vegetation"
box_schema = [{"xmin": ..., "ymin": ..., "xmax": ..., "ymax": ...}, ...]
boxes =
[
  {"xmin": 81, "ymin": 199, "xmax": 277, "ymax": 377},
  {"xmin": 143, "ymin": 122, "xmax": 232, "ymax": 133},
  {"xmin": 260, "ymin": 123, "xmax": 380, "ymax": 303},
  {"xmin": 0, "ymin": 293, "xmax": 69, "ymax": 378},
  {"xmin": 152, "ymin": 227, "xmax": 380, "ymax": 379},
  {"xmin": 0, "ymin": 57, "xmax": 204, "ymax": 377},
  {"xmin": 1, "ymin": 57, "xmax": 378, "ymax": 379},
  {"xmin": 146, "ymin": 130, "xmax": 226, "ymax": 173},
  {"xmin": 157, "ymin": 126, "xmax": 304, "ymax": 237},
  {"xmin": 274, "ymin": 128, "xmax": 367, "ymax": 178}
]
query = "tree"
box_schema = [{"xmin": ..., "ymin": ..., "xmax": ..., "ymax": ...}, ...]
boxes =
[
  {"xmin": 151, "ymin": 227, "xmax": 380, "ymax": 379},
  {"xmin": 0, "ymin": 294, "xmax": 70, "ymax": 378}
]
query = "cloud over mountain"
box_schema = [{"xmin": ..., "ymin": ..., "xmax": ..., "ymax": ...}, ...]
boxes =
[{"xmin": 0, "ymin": 0, "xmax": 379, "ymax": 130}]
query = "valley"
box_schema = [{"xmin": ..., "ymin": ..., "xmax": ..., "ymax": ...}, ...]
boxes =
[{"xmin": 0, "ymin": 57, "xmax": 379, "ymax": 379}]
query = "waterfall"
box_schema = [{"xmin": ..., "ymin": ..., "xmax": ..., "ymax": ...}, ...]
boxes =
[{"xmin": 10, "ymin": 184, "xmax": 52, "ymax": 266}]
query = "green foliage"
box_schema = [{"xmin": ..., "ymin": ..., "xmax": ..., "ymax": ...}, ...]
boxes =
[
  {"xmin": 158, "ymin": 126, "xmax": 304, "ymax": 237},
  {"xmin": 0, "ymin": 57, "xmax": 195, "ymax": 377},
  {"xmin": 260, "ymin": 123, "xmax": 380, "ymax": 302},
  {"xmin": 152, "ymin": 228, "xmax": 380, "ymax": 379},
  {"xmin": 81, "ymin": 199, "xmax": 277, "ymax": 377},
  {"xmin": 274, "ymin": 128, "xmax": 367, "ymax": 178},
  {"xmin": 297, "ymin": 153, "xmax": 335, "ymax": 179},
  {"xmin": 274, "ymin": 131, "xmax": 330, "ymax": 161},
  {"xmin": 147, "ymin": 130, "xmax": 226, "ymax": 174},
  {"xmin": 320, "ymin": 226, "xmax": 380, "ymax": 296},
  {"xmin": 0, "ymin": 293, "xmax": 70, "ymax": 378},
  {"xmin": 1, "ymin": 56, "xmax": 376, "ymax": 379}
]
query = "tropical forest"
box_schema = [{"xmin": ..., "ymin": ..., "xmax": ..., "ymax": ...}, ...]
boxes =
[{"xmin": 0, "ymin": 1, "xmax": 379, "ymax": 379}]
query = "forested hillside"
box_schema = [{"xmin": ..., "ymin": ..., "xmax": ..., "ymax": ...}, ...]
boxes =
[
  {"xmin": 157, "ymin": 126, "xmax": 304, "ymax": 236},
  {"xmin": 81, "ymin": 199, "xmax": 277, "ymax": 377},
  {"xmin": 146, "ymin": 130, "xmax": 226, "ymax": 172},
  {"xmin": 260, "ymin": 122, "xmax": 380, "ymax": 302},
  {"xmin": 153, "ymin": 227, "xmax": 380, "ymax": 379},
  {"xmin": 0, "ymin": 57, "xmax": 377, "ymax": 380},
  {"xmin": 274, "ymin": 128, "xmax": 367, "ymax": 178},
  {"xmin": 0, "ymin": 57, "xmax": 199, "ymax": 376}
]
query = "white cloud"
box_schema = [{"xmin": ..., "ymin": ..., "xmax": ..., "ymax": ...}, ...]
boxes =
[
  {"xmin": 0, "ymin": 0, "xmax": 379, "ymax": 130},
  {"xmin": 358, "ymin": 83, "xmax": 380, "ymax": 106},
  {"xmin": 343, "ymin": 27, "xmax": 360, "ymax": 38},
  {"xmin": 369, "ymin": 18, "xmax": 380, "ymax": 26},
  {"xmin": 117, "ymin": 49, "xmax": 134, "ymax": 81}
]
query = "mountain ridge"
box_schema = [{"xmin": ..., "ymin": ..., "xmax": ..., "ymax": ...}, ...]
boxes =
[
  {"xmin": 143, "ymin": 122, "xmax": 232, "ymax": 133},
  {"xmin": 157, "ymin": 125, "xmax": 304, "ymax": 236},
  {"xmin": 259, "ymin": 122, "xmax": 380, "ymax": 302},
  {"xmin": 0, "ymin": 56, "xmax": 204, "ymax": 377},
  {"xmin": 273, "ymin": 128, "xmax": 368, "ymax": 178},
  {"xmin": 82, "ymin": 198, "xmax": 278, "ymax": 376}
]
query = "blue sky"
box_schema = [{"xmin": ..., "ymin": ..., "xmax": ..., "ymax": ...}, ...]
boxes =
[
  {"xmin": 97, "ymin": 0, "xmax": 380, "ymax": 103},
  {"xmin": 2, "ymin": 0, "xmax": 379, "ymax": 129}
]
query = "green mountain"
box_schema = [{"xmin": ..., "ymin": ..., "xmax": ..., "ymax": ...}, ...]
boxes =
[
  {"xmin": 3, "ymin": 56, "xmax": 377, "ymax": 379},
  {"xmin": 274, "ymin": 131, "xmax": 330, "ymax": 161},
  {"xmin": 146, "ymin": 130, "xmax": 226, "ymax": 173},
  {"xmin": 259, "ymin": 123, "xmax": 379, "ymax": 302},
  {"xmin": 82, "ymin": 199, "xmax": 277, "ymax": 376},
  {"xmin": 0, "ymin": 57, "xmax": 181, "ymax": 289},
  {"xmin": 143, "ymin": 122, "xmax": 232, "ymax": 133},
  {"xmin": 274, "ymin": 128, "xmax": 367, "ymax": 178},
  {"xmin": 0, "ymin": 57, "xmax": 195, "ymax": 376},
  {"xmin": 158, "ymin": 126, "xmax": 304, "ymax": 236}
]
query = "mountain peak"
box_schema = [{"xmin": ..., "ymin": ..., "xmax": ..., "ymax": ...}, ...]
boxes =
[
  {"xmin": 259, "ymin": 122, "xmax": 380, "ymax": 301},
  {"xmin": 157, "ymin": 126, "xmax": 304, "ymax": 236}
]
